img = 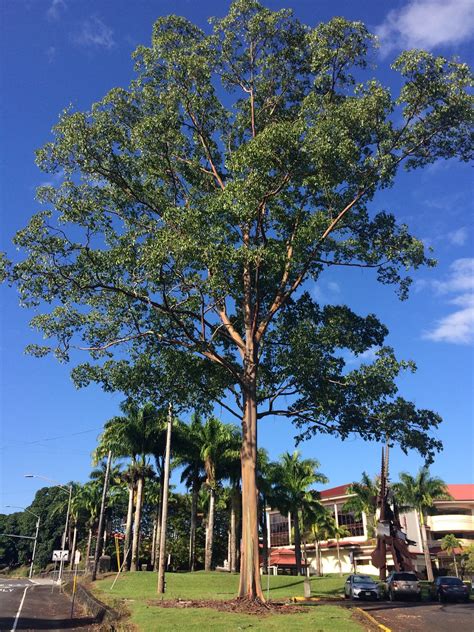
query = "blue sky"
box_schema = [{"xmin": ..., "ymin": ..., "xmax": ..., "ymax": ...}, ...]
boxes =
[{"xmin": 1, "ymin": 0, "xmax": 473, "ymax": 512}]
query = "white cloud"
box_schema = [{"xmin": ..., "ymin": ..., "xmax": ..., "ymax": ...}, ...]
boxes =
[
  {"xmin": 377, "ymin": 0, "xmax": 474, "ymax": 56},
  {"xmin": 447, "ymin": 227, "xmax": 469, "ymax": 246},
  {"xmin": 423, "ymin": 258, "xmax": 474, "ymax": 344},
  {"xmin": 73, "ymin": 16, "xmax": 115, "ymax": 50},
  {"xmin": 47, "ymin": 0, "xmax": 67, "ymax": 21},
  {"xmin": 433, "ymin": 258, "xmax": 474, "ymax": 294}
]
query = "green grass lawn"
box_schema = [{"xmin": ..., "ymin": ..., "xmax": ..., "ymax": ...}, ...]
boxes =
[{"xmin": 91, "ymin": 571, "xmax": 365, "ymax": 631}]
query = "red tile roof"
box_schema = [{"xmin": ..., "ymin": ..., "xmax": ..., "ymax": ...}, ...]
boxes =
[
  {"xmin": 318, "ymin": 483, "xmax": 473, "ymax": 502},
  {"xmin": 319, "ymin": 484, "xmax": 351, "ymax": 499},
  {"xmin": 446, "ymin": 484, "xmax": 474, "ymax": 501}
]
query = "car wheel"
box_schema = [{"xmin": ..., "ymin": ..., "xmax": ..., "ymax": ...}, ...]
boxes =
[
  {"xmin": 344, "ymin": 591, "xmax": 349, "ymax": 599},
  {"xmin": 463, "ymin": 596, "xmax": 469, "ymax": 603}
]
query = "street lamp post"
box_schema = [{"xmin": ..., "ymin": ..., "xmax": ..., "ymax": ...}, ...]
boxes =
[
  {"xmin": 25, "ymin": 474, "xmax": 73, "ymax": 584},
  {"xmin": 5, "ymin": 505, "xmax": 40, "ymax": 578}
]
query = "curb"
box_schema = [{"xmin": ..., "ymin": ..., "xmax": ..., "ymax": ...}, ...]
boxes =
[
  {"xmin": 354, "ymin": 607, "xmax": 391, "ymax": 632},
  {"xmin": 63, "ymin": 580, "xmax": 120, "ymax": 626}
]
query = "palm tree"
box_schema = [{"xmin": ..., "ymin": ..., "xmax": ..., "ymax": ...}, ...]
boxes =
[
  {"xmin": 393, "ymin": 467, "xmax": 450, "ymax": 582},
  {"xmin": 95, "ymin": 402, "xmax": 163, "ymax": 571},
  {"xmin": 74, "ymin": 480, "xmax": 102, "ymax": 566},
  {"xmin": 326, "ymin": 520, "xmax": 350, "ymax": 577},
  {"xmin": 441, "ymin": 534, "xmax": 462, "ymax": 577},
  {"xmin": 199, "ymin": 416, "xmax": 239, "ymax": 571},
  {"xmin": 270, "ymin": 451, "xmax": 328, "ymax": 575},
  {"xmin": 343, "ymin": 472, "xmax": 379, "ymax": 538},
  {"xmin": 173, "ymin": 413, "xmax": 207, "ymax": 571},
  {"xmin": 305, "ymin": 506, "xmax": 335, "ymax": 576}
]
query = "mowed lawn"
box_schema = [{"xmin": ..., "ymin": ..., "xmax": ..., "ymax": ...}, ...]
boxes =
[{"xmin": 92, "ymin": 571, "xmax": 365, "ymax": 631}]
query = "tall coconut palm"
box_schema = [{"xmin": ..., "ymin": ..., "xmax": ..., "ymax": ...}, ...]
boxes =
[
  {"xmin": 220, "ymin": 425, "xmax": 242, "ymax": 573},
  {"xmin": 173, "ymin": 413, "xmax": 207, "ymax": 571},
  {"xmin": 95, "ymin": 402, "xmax": 164, "ymax": 571},
  {"xmin": 74, "ymin": 480, "xmax": 102, "ymax": 566},
  {"xmin": 343, "ymin": 472, "xmax": 379, "ymax": 538},
  {"xmin": 199, "ymin": 416, "xmax": 239, "ymax": 571},
  {"xmin": 393, "ymin": 467, "xmax": 450, "ymax": 581},
  {"xmin": 440, "ymin": 534, "xmax": 462, "ymax": 577},
  {"xmin": 270, "ymin": 451, "xmax": 328, "ymax": 575}
]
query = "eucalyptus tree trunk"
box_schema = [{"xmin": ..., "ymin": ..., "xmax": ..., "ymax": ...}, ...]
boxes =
[
  {"xmin": 131, "ymin": 475, "xmax": 144, "ymax": 572},
  {"xmin": 238, "ymin": 367, "xmax": 264, "ymax": 600},
  {"xmin": 189, "ymin": 479, "xmax": 199, "ymax": 571},
  {"xmin": 293, "ymin": 511, "xmax": 303, "ymax": 576},
  {"xmin": 124, "ymin": 485, "xmax": 134, "ymax": 571},
  {"xmin": 205, "ymin": 487, "xmax": 216, "ymax": 572},
  {"xmin": 419, "ymin": 512, "xmax": 434, "ymax": 581}
]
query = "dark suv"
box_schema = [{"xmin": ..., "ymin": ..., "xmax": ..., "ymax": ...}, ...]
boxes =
[
  {"xmin": 386, "ymin": 571, "xmax": 421, "ymax": 601},
  {"xmin": 434, "ymin": 576, "xmax": 470, "ymax": 602}
]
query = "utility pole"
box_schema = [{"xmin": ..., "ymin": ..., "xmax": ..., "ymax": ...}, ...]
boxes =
[
  {"xmin": 92, "ymin": 450, "xmax": 113, "ymax": 581},
  {"xmin": 30, "ymin": 516, "xmax": 40, "ymax": 578},
  {"xmin": 157, "ymin": 404, "xmax": 173, "ymax": 594}
]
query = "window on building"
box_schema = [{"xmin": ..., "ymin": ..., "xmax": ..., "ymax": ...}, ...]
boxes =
[
  {"xmin": 336, "ymin": 509, "xmax": 365, "ymax": 537},
  {"xmin": 269, "ymin": 512, "xmax": 290, "ymax": 547}
]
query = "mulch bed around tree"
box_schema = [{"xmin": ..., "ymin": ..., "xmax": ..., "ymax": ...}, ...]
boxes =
[{"xmin": 146, "ymin": 598, "xmax": 309, "ymax": 616}]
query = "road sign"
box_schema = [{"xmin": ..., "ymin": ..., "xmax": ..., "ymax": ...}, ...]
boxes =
[{"xmin": 52, "ymin": 550, "xmax": 69, "ymax": 561}]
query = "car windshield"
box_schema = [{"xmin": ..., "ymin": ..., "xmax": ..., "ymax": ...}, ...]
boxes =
[
  {"xmin": 392, "ymin": 573, "xmax": 417, "ymax": 581},
  {"xmin": 353, "ymin": 576, "xmax": 374, "ymax": 584},
  {"xmin": 440, "ymin": 577, "xmax": 463, "ymax": 585}
]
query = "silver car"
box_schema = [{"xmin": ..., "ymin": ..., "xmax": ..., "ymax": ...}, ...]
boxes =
[
  {"xmin": 386, "ymin": 571, "xmax": 421, "ymax": 601},
  {"xmin": 344, "ymin": 574, "xmax": 381, "ymax": 600}
]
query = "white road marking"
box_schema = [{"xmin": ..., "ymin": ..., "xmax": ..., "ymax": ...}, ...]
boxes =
[{"xmin": 10, "ymin": 585, "xmax": 29, "ymax": 632}]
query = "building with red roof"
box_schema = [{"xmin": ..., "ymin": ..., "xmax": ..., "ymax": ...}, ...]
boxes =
[{"xmin": 265, "ymin": 483, "xmax": 474, "ymax": 577}]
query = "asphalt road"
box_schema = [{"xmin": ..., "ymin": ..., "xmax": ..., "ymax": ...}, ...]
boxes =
[
  {"xmin": 0, "ymin": 578, "xmax": 96, "ymax": 631},
  {"xmin": 361, "ymin": 599, "xmax": 474, "ymax": 632}
]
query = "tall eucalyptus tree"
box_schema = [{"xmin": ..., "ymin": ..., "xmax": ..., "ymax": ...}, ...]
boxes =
[{"xmin": 3, "ymin": 0, "xmax": 471, "ymax": 599}]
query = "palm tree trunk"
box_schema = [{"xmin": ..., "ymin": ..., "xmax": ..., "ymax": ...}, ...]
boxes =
[
  {"xmin": 131, "ymin": 475, "xmax": 144, "ymax": 572},
  {"xmin": 124, "ymin": 485, "xmax": 134, "ymax": 571},
  {"xmin": 70, "ymin": 524, "xmax": 77, "ymax": 569},
  {"xmin": 86, "ymin": 528, "xmax": 93, "ymax": 571},
  {"xmin": 157, "ymin": 405, "xmax": 173, "ymax": 594},
  {"xmin": 452, "ymin": 550, "xmax": 458, "ymax": 577},
  {"xmin": 189, "ymin": 478, "xmax": 198, "ymax": 571},
  {"xmin": 293, "ymin": 512, "xmax": 302, "ymax": 576},
  {"xmin": 205, "ymin": 487, "xmax": 216, "ymax": 571},
  {"xmin": 315, "ymin": 539, "xmax": 321, "ymax": 576},
  {"xmin": 336, "ymin": 536, "xmax": 342, "ymax": 576},
  {"xmin": 153, "ymin": 467, "xmax": 164, "ymax": 571},
  {"xmin": 419, "ymin": 512, "xmax": 434, "ymax": 581}
]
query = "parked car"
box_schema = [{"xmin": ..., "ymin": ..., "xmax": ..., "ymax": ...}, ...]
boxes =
[
  {"xmin": 386, "ymin": 571, "xmax": 421, "ymax": 601},
  {"xmin": 344, "ymin": 574, "xmax": 381, "ymax": 600},
  {"xmin": 434, "ymin": 576, "xmax": 470, "ymax": 603}
]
